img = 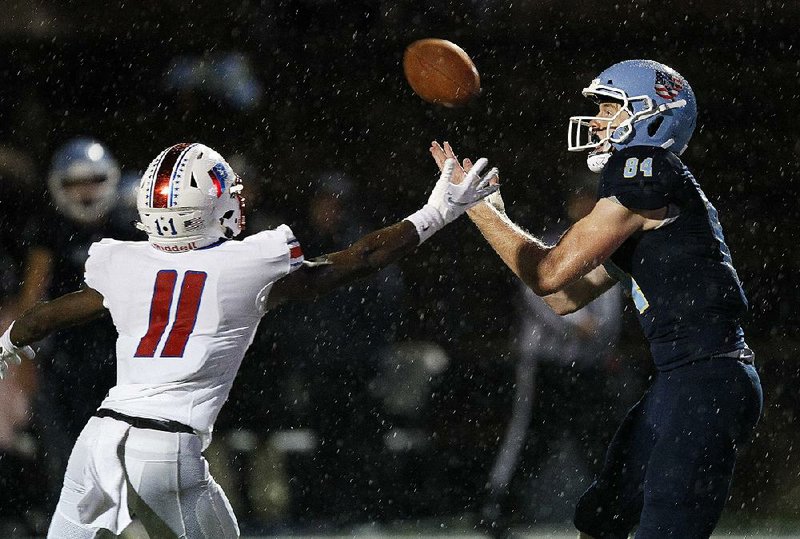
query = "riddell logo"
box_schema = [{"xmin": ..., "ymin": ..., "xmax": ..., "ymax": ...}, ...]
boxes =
[{"xmin": 153, "ymin": 242, "xmax": 196, "ymax": 252}]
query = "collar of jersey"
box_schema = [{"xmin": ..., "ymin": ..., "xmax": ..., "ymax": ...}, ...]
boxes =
[{"xmin": 196, "ymin": 238, "xmax": 229, "ymax": 250}]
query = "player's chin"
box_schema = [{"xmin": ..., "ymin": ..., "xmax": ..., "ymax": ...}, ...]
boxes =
[{"xmin": 589, "ymin": 142, "xmax": 612, "ymax": 156}]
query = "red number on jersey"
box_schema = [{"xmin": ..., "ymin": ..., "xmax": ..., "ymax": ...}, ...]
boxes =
[{"xmin": 135, "ymin": 270, "xmax": 207, "ymax": 358}]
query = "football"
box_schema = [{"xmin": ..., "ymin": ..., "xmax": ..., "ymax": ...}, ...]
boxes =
[{"xmin": 403, "ymin": 39, "xmax": 480, "ymax": 107}]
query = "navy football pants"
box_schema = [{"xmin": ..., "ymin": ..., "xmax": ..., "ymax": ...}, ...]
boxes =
[{"xmin": 574, "ymin": 356, "xmax": 762, "ymax": 539}]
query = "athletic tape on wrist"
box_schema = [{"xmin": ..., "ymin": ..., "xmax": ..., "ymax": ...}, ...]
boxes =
[{"xmin": 404, "ymin": 204, "xmax": 445, "ymax": 245}]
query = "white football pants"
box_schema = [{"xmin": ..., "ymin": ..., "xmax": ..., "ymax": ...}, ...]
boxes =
[{"xmin": 47, "ymin": 416, "xmax": 239, "ymax": 538}]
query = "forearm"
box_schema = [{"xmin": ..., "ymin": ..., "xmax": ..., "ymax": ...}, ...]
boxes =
[
  {"xmin": 467, "ymin": 202, "xmax": 557, "ymax": 295},
  {"xmin": 326, "ymin": 220, "xmax": 419, "ymax": 282},
  {"xmin": 291, "ymin": 220, "xmax": 419, "ymax": 301},
  {"xmin": 10, "ymin": 288, "xmax": 108, "ymax": 346},
  {"xmin": 540, "ymin": 265, "xmax": 617, "ymax": 315}
]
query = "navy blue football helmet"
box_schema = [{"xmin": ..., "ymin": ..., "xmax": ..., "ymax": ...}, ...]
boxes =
[
  {"xmin": 568, "ymin": 60, "xmax": 697, "ymax": 171},
  {"xmin": 48, "ymin": 138, "xmax": 120, "ymax": 223}
]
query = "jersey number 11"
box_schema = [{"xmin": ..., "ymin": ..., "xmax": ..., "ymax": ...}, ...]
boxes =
[{"xmin": 135, "ymin": 270, "xmax": 207, "ymax": 358}]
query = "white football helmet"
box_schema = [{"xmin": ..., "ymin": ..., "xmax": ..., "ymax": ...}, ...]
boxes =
[{"xmin": 136, "ymin": 143, "xmax": 245, "ymax": 252}]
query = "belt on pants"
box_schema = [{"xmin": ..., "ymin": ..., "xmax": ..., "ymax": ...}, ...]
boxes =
[
  {"xmin": 710, "ymin": 347, "xmax": 755, "ymax": 365},
  {"xmin": 95, "ymin": 408, "xmax": 195, "ymax": 435}
]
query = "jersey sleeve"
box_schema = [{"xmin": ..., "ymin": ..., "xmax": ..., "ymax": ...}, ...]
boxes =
[
  {"xmin": 84, "ymin": 239, "xmax": 116, "ymax": 304},
  {"xmin": 248, "ymin": 225, "xmax": 305, "ymax": 314},
  {"xmin": 244, "ymin": 225, "xmax": 304, "ymax": 275},
  {"xmin": 278, "ymin": 224, "xmax": 305, "ymax": 274},
  {"xmin": 598, "ymin": 148, "xmax": 681, "ymax": 210}
]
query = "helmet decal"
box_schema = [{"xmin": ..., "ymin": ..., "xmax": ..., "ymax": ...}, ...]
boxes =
[
  {"xmin": 208, "ymin": 163, "xmax": 229, "ymax": 198},
  {"xmin": 654, "ymin": 70, "xmax": 684, "ymax": 101}
]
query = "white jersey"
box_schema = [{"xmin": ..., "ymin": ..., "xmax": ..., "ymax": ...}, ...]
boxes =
[{"xmin": 84, "ymin": 225, "xmax": 303, "ymax": 448}]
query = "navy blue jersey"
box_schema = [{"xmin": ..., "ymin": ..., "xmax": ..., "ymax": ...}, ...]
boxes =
[{"xmin": 598, "ymin": 146, "xmax": 747, "ymax": 371}]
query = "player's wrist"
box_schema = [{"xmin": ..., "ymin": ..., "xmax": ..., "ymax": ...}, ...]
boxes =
[
  {"xmin": 484, "ymin": 189, "xmax": 506, "ymax": 214},
  {"xmin": 404, "ymin": 204, "xmax": 446, "ymax": 244}
]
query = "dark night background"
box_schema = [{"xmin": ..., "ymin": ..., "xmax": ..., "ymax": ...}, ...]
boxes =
[{"xmin": 0, "ymin": 0, "xmax": 798, "ymax": 536}]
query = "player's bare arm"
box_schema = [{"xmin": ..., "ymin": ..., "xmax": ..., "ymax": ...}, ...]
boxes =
[
  {"xmin": 266, "ymin": 220, "xmax": 419, "ymax": 307},
  {"xmin": 10, "ymin": 287, "xmax": 107, "ymax": 346},
  {"xmin": 267, "ymin": 157, "xmax": 498, "ymax": 309},
  {"xmin": 540, "ymin": 265, "xmax": 617, "ymax": 315},
  {"xmin": 430, "ymin": 141, "xmax": 668, "ymax": 310},
  {"xmin": 0, "ymin": 287, "xmax": 107, "ymax": 378},
  {"xmin": 465, "ymin": 197, "xmax": 643, "ymax": 295}
]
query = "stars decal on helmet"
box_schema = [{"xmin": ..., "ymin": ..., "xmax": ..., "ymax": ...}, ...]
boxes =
[{"xmin": 654, "ymin": 70, "xmax": 684, "ymax": 100}]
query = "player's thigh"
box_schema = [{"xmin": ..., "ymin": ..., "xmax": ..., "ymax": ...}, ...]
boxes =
[
  {"xmin": 636, "ymin": 362, "xmax": 762, "ymax": 538},
  {"xmin": 48, "ymin": 419, "xmax": 121, "ymax": 539},
  {"xmin": 574, "ymin": 392, "xmax": 655, "ymax": 538},
  {"xmin": 636, "ymin": 428, "xmax": 736, "ymax": 538},
  {"xmin": 48, "ymin": 511, "xmax": 118, "ymax": 539},
  {"xmin": 124, "ymin": 428, "xmax": 239, "ymax": 539}
]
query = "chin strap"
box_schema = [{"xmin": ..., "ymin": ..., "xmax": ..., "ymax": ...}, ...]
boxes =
[
  {"xmin": 637, "ymin": 98, "xmax": 687, "ymax": 122},
  {"xmin": 587, "ymin": 152, "xmax": 612, "ymax": 173}
]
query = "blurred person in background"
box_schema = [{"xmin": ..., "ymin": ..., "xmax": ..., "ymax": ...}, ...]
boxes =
[
  {"xmin": 432, "ymin": 59, "xmax": 762, "ymax": 538},
  {"xmin": 481, "ymin": 186, "xmax": 624, "ymax": 537},
  {"xmin": 15, "ymin": 137, "xmax": 139, "ymax": 511},
  {"xmin": 279, "ymin": 171, "xmax": 406, "ymax": 526},
  {"xmin": 0, "ymin": 146, "xmax": 48, "ymax": 534}
]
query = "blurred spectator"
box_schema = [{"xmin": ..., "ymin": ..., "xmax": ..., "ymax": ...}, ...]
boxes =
[
  {"xmin": 283, "ymin": 170, "xmax": 405, "ymax": 526},
  {"xmin": 16, "ymin": 138, "xmax": 140, "ymax": 511},
  {"xmin": 480, "ymin": 186, "xmax": 624, "ymax": 535},
  {"xmin": 0, "ymin": 145, "xmax": 48, "ymax": 534},
  {"xmin": 0, "ymin": 145, "xmax": 37, "ymax": 317},
  {"xmin": 206, "ymin": 169, "xmax": 407, "ymax": 531},
  {"xmin": 164, "ymin": 52, "xmax": 263, "ymax": 112}
]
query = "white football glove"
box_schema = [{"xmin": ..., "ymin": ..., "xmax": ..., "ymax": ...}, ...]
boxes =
[
  {"xmin": 0, "ymin": 323, "xmax": 35, "ymax": 380},
  {"xmin": 434, "ymin": 157, "xmax": 499, "ymax": 222},
  {"xmin": 406, "ymin": 158, "xmax": 500, "ymax": 244}
]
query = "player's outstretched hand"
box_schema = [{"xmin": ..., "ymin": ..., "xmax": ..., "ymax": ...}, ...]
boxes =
[
  {"xmin": 404, "ymin": 155, "xmax": 499, "ymax": 245},
  {"xmin": 429, "ymin": 157, "xmax": 499, "ymax": 224},
  {"xmin": 0, "ymin": 323, "xmax": 35, "ymax": 380},
  {"xmin": 430, "ymin": 141, "xmax": 468, "ymax": 182},
  {"xmin": 430, "ymin": 140, "xmax": 505, "ymax": 214}
]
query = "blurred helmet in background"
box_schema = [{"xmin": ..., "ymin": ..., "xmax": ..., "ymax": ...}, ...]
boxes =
[
  {"xmin": 136, "ymin": 143, "xmax": 245, "ymax": 252},
  {"xmin": 48, "ymin": 138, "xmax": 121, "ymax": 223}
]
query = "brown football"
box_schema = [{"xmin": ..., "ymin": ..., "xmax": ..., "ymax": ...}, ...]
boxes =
[{"xmin": 403, "ymin": 39, "xmax": 480, "ymax": 107}]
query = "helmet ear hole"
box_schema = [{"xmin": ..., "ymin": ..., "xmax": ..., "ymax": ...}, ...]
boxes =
[{"xmin": 648, "ymin": 116, "xmax": 665, "ymax": 137}]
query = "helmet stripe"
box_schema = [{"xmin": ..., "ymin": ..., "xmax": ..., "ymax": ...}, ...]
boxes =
[
  {"xmin": 152, "ymin": 143, "xmax": 190, "ymax": 208},
  {"xmin": 168, "ymin": 143, "xmax": 198, "ymax": 207}
]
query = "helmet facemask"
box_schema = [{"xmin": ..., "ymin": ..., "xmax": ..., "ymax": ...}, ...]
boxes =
[{"xmin": 567, "ymin": 84, "xmax": 657, "ymax": 152}]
